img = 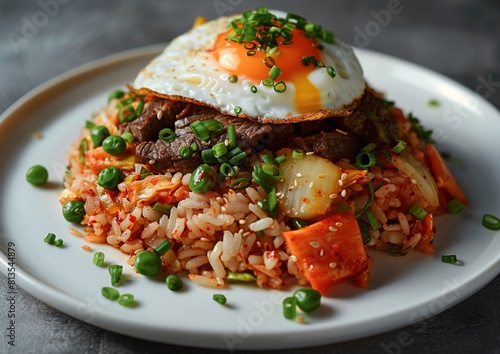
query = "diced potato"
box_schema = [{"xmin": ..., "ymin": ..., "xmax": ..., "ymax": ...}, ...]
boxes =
[{"xmin": 276, "ymin": 148, "xmax": 342, "ymax": 219}]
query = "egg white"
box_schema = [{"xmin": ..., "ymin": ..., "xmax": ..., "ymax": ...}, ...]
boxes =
[{"xmin": 133, "ymin": 10, "xmax": 365, "ymax": 123}]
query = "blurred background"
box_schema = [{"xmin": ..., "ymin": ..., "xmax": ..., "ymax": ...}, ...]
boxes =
[{"xmin": 1, "ymin": 1, "xmax": 499, "ymax": 353}]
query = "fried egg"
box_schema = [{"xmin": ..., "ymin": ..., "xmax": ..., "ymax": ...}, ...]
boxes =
[{"xmin": 133, "ymin": 9, "xmax": 365, "ymax": 123}]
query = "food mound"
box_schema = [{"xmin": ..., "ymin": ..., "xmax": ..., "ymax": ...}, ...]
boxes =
[{"xmin": 60, "ymin": 8, "xmax": 468, "ymax": 294}]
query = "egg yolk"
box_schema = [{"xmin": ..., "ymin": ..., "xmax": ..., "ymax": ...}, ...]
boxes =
[{"xmin": 209, "ymin": 28, "xmax": 323, "ymax": 114}]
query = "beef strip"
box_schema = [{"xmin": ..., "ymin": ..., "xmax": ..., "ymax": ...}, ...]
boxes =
[
  {"xmin": 291, "ymin": 131, "xmax": 362, "ymax": 163},
  {"xmin": 135, "ymin": 108, "xmax": 293, "ymax": 174},
  {"xmin": 122, "ymin": 98, "xmax": 189, "ymax": 142}
]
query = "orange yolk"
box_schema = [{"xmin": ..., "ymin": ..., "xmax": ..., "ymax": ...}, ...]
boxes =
[{"xmin": 209, "ymin": 28, "xmax": 323, "ymax": 114}]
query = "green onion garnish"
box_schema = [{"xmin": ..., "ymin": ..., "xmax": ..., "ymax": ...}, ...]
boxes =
[
  {"xmin": 234, "ymin": 106, "xmax": 243, "ymax": 115},
  {"xmin": 203, "ymin": 119, "xmax": 224, "ymax": 133},
  {"xmin": 85, "ymin": 120, "xmax": 96, "ymax": 129},
  {"xmin": 291, "ymin": 218, "xmax": 310, "ymax": 230},
  {"xmin": 262, "ymin": 77, "xmax": 274, "ymax": 87},
  {"xmin": 159, "ymin": 128, "xmax": 176, "ymax": 142},
  {"xmin": 355, "ymin": 151, "xmax": 377, "ymax": 169},
  {"xmin": 268, "ymin": 187, "xmax": 278, "ymax": 218},
  {"xmin": 361, "ymin": 143, "xmax": 376, "ymax": 153},
  {"xmin": 101, "ymin": 287, "xmax": 120, "ymax": 300},
  {"xmin": 213, "ymin": 294, "xmax": 227, "ymax": 305},
  {"xmin": 227, "ymin": 124, "xmax": 237, "ymax": 148},
  {"xmin": 251, "ymin": 85, "xmax": 258, "ymax": 93},
  {"xmin": 54, "ymin": 239, "xmax": 64, "ymax": 247},
  {"xmin": 189, "ymin": 121, "xmax": 210, "ymax": 141},
  {"xmin": 117, "ymin": 294, "xmax": 135, "ymax": 307},
  {"xmin": 446, "ymin": 199, "xmax": 465, "ymax": 215},
  {"xmin": 408, "ymin": 205, "xmax": 428, "ymax": 221},
  {"xmin": 79, "ymin": 139, "xmax": 87, "ymax": 164},
  {"xmin": 228, "ymin": 150, "xmax": 247, "ymax": 165},
  {"xmin": 441, "ymin": 254, "xmax": 458, "ymax": 264},
  {"xmin": 358, "ymin": 221, "xmax": 371, "ymax": 245},
  {"xmin": 153, "ymin": 239, "xmax": 172, "ymax": 256},
  {"xmin": 365, "ymin": 211, "xmax": 381, "ymax": 231},
  {"xmin": 108, "ymin": 264, "xmax": 123, "ymax": 286},
  {"xmin": 93, "ymin": 251, "xmax": 105, "ymax": 266},
  {"xmin": 108, "ymin": 90, "xmax": 125, "ymax": 102},
  {"xmin": 268, "ymin": 65, "xmax": 282, "ymax": 80},
  {"xmin": 190, "ymin": 142, "xmax": 198, "ymax": 151},
  {"xmin": 275, "ymin": 155, "xmax": 286, "ymax": 164},
  {"xmin": 326, "ymin": 66, "xmax": 336, "ymax": 78},
  {"xmin": 227, "ymin": 271, "xmax": 256, "ymax": 282},
  {"xmin": 256, "ymin": 199, "xmax": 269, "ymax": 212},
  {"xmin": 44, "ymin": 232, "xmax": 56, "ymax": 244},
  {"xmin": 152, "ymin": 202, "xmax": 174, "ymax": 215},
  {"xmin": 482, "ymin": 214, "xmax": 500, "ymax": 231},
  {"xmin": 220, "ymin": 163, "xmax": 235, "ymax": 177},
  {"xmin": 230, "ymin": 177, "xmax": 252, "ymax": 190},
  {"xmin": 283, "ymin": 296, "xmax": 297, "ymax": 320},
  {"xmin": 228, "ymin": 74, "xmax": 238, "ymax": 83},
  {"xmin": 201, "ymin": 149, "xmax": 218, "ymax": 165},
  {"xmin": 179, "ymin": 146, "xmax": 191, "ymax": 158},
  {"xmin": 121, "ymin": 131, "xmax": 134, "ymax": 144},
  {"xmin": 212, "ymin": 142, "xmax": 228, "ymax": 158},
  {"xmin": 391, "ymin": 140, "xmax": 407, "ymax": 153},
  {"xmin": 274, "ymin": 81, "xmax": 287, "ymax": 93},
  {"xmin": 292, "ymin": 149, "xmax": 304, "ymax": 159},
  {"xmin": 375, "ymin": 150, "xmax": 392, "ymax": 165}
]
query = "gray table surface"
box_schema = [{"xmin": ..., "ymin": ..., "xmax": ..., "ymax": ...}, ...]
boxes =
[{"xmin": 1, "ymin": 1, "xmax": 499, "ymax": 353}]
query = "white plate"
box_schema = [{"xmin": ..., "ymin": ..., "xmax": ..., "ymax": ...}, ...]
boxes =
[{"xmin": 1, "ymin": 44, "xmax": 499, "ymax": 350}]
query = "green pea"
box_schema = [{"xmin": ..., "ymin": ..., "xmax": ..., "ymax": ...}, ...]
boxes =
[
  {"xmin": 97, "ymin": 167, "xmax": 123, "ymax": 190},
  {"xmin": 283, "ymin": 296, "xmax": 297, "ymax": 320},
  {"xmin": 26, "ymin": 165, "xmax": 48, "ymax": 186},
  {"xmin": 90, "ymin": 125, "xmax": 110, "ymax": 147},
  {"xmin": 213, "ymin": 294, "xmax": 227, "ymax": 305},
  {"xmin": 293, "ymin": 288, "xmax": 321, "ymax": 312},
  {"xmin": 102, "ymin": 135, "xmax": 127, "ymax": 155},
  {"xmin": 62, "ymin": 200, "xmax": 86, "ymax": 223},
  {"xmin": 166, "ymin": 274, "xmax": 183, "ymax": 291},
  {"xmin": 93, "ymin": 251, "xmax": 105, "ymax": 266},
  {"xmin": 134, "ymin": 250, "xmax": 162, "ymax": 276},
  {"xmin": 188, "ymin": 164, "xmax": 218, "ymax": 193}
]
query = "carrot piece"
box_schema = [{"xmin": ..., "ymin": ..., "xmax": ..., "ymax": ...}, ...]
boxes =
[
  {"xmin": 282, "ymin": 210, "xmax": 369, "ymax": 294},
  {"xmin": 425, "ymin": 143, "xmax": 468, "ymax": 206}
]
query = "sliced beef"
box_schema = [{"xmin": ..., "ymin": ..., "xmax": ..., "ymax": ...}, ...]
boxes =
[
  {"xmin": 291, "ymin": 131, "xmax": 362, "ymax": 163},
  {"xmin": 135, "ymin": 109, "xmax": 292, "ymax": 174},
  {"xmin": 122, "ymin": 98, "xmax": 189, "ymax": 142},
  {"xmin": 336, "ymin": 88, "xmax": 399, "ymax": 146}
]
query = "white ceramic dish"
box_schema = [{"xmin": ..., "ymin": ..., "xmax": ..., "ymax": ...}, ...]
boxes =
[{"xmin": 1, "ymin": 44, "xmax": 499, "ymax": 350}]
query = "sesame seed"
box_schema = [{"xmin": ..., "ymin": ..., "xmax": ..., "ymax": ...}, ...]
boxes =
[
  {"xmin": 257, "ymin": 241, "xmax": 262, "ymax": 248},
  {"xmin": 239, "ymin": 219, "xmax": 246, "ymax": 225},
  {"xmin": 309, "ymin": 181, "xmax": 315, "ymax": 188},
  {"xmin": 341, "ymin": 173, "xmax": 348, "ymax": 180},
  {"xmin": 224, "ymin": 139, "xmax": 230, "ymax": 146},
  {"xmin": 335, "ymin": 222, "xmax": 343, "ymax": 227},
  {"xmin": 341, "ymin": 189, "xmax": 347, "ymax": 197},
  {"xmin": 296, "ymin": 172, "xmax": 303, "ymax": 178},
  {"xmin": 338, "ymin": 179, "xmax": 344, "ymax": 186},
  {"xmin": 329, "ymin": 193, "xmax": 337, "ymax": 199},
  {"xmin": 149, "ymin": 159, "xmax": 156, "ymax": 165},
  {"xmin": 329, "ymin": 262, "xmax": 337, "ymax": 268},
  {"xmin": 411, "ymin": 178, "xmax": 417, "ymax": 184},
  {"xmin": 305, "ymin": 151, "xmax": 314, "ymax": 155},
  {"xmin": 294, "ymin": 180, "xmax": 298, "ymax": 187},
  {"xmin": 200, "ymin": 237, "xmax": 210, "ymax": 242},
  {"xmin": 221, "ymin": 206, "xmax": 227, "ymax": 212},
  {"xmin": 156, "ymin": 110, "xmax": 163, "ymax": 119},
  {"xmin": 328, "ymin": 226, "xmax": 337, "ymax": 232},
  {"xmin": 319, "ymin": 173, "xmax": 326, "ymax": 178},
  {"xmin": 319, "ymin": 249, "xmax": 324, "ymax": 256},
  {"xmin": 309, "ymin": 241, "xmax": 320, "ymax": 248}
]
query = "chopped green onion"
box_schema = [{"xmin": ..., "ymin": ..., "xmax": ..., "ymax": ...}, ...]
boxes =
[
  {"xmin": 375, "ymin": 150, "xmax": 392, "ymax": 165},
  {"xmin": 101, "ymin": 287, "xmax": 120, "ymax": 300},
  {"xmin": 159, "ymin": 128, "xmax": 176, "ymax": 142},
  {"xmin": 326, "ymin": 66, "xmax": 336, "ymax": 78},
  {"xmin": 153, "ymin": 239, "xmax": 172, "ymax": 257},
  {"xmin": 79, "ymin": 139, "xmax": 87, "ymax": 164},
  {"xmin": 108, "ymin": 90, "xmax": 125, "ymax": 102},
  {"xmin": 93, "ymin": 252, "xmax": 105, "ymax": 266},
  {"xmin": 268, "ymin": 187, "xmax": 278, "ymax": 218},
  {"xmin": 268, "ymin": 65, "xmax": 282, "ymax": 80},
  {"xmin": 140, "ymin": 167, "xmax": 152, "ymax": 180},
  {"xmin": 230, "ymin": 177, "xmax": 252, "ymax": 190},
  {"xmin": 85, "ymin": 120, "xmax": 96, "ymax": 129},
  {"xmin": 261, "ymin": 154, "xmax": 276, "ymax": 165},
  {"xmin": 251, "ymin": 85, "xmax": 258, "ymax": 93},
  {"xmin": 256, "ymin": 199, "xmax": 269, "ymax": 212},
  {"xmin": 292, "ymin": 149, "xmax": 305, "ymax": 159},
  {"xmin": 263, "ymin": 56, "xmax": 275, "ymax": 68},
  {"xmin": 355, "ymin": 151, "xmax": 377, "ymax": 169},
  {"xmin": 408, "ymin": 205, "xmax": 428, "ymax": 221},
  {"xmin": 441, "ymin": 254, "xmax": 458, "ymax": 264},
  {"xmin": 321, "ymin": 30, "xmax": 335, "ymax": 44},
  {"xmin": 203, "ymin": 119, "xmax": 224, "ymax": 133},
  {"xmin": 234, "ymin": 106, "xmax": 243, "ymax": 115},
  {"xmin": 227, "ymin": 271, "xmax": 256, "ymax": 282},
  {"xmin": 212, "ymin": 142, "xmax": 228, "ymax": 158},
  {"xmin": 227, "ymin": 124, "xmax": 237, "ymax": 148},
  {"xmin": 189, "ymin": 121, "xmax": 210, "ymax": 141},
  {"xmin": 190, "ymin": 142, "xmax": 198, "ymax": 151},
  {"xmin": 256, "ymin": 230, "xmax": 264, "ymax": 237},
  {"xmin": 293, "ymin": 288, "xmax": 321, "ymax": 312},
  {"xmin": 365, "ymin": 211, "xmax": 381, "ymax": 231},
  {"xmin": 358, "ymin": 221, "xmax": 371, "ymax": 245},
  {"xmin": 228, "ymin": 150, "xmax": 247, "ymax": 165},
  {"xmin": 213, "ymin": 294, "xmax": 227, "ymax": 305},
  {"xmin": 220, "ymin": 163, "xmax": 235, "ymax": 177},
  {"xmin": 179, "ymin": 146, "xmax": 191, "ymax": 158},
  {"xmin": 274, "ymin": 81, "xmax": 287, "ymax": 93},
  {"xmin": 108, "ymin": 264, "xmax": 123, "ymax": 286},
  {"xmin": 201, "ymin": 149, "xmax": 218, "ymax": 165},
  {"xmin": 262, "ymin": 77, "xmax": 274, "ymax": 87},
  {"xmin": 121, "ymin": 131, "xmax": 134, "ymax": 144},
  {"xmin": 391, "ymin": 140, "xmax": 407, "ymax": 153},
  {"xmin": 482, "ymin": 214, "xmax": 500, "ymax": 231},
  {"xmin": 117, "ymin": 294, "xmax": 135, "ymax": 307},
  {"xmin": 367, "ymin": 111, "xmax": 390, "ymax": 145},
  {"xmin": 291, "ymin": 218, "xmax": 309, "ymax": 229},
  {"xmin": 135, "ymin": 100, "xmax": 144, "ymax": 116},
  {"xmin": 275, "ymin": 155, "xmax": 286, "ymax": 164},
  {"xmin": 44, "ymin": 233, "xmax": 56, "ymax": 244},
  {"xmin": 152, "ymin": 202, "xmax": 174, "ymax": 215},
  {"xmin": 428, "ymin": 99, "xmax": 440, "ymax": 107},
  {"xmin": 283, "ymin": 297, "xmax": 297, "ymax": 320},
  {"xmin": 54, "ymin": 239, "xmax": 64, "ymax": 247},
  {"xmin": 228, "ymin": 74, "xmax": 238, "ymax": 83},
  {"xmin": 446, "ymin": 199, "xmax": 465, "ymax": 215},
  {"xmin": 361, "ymin": 143, "xmax": 376, "ymax": 153}
]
